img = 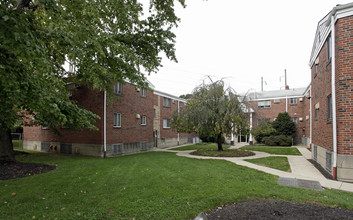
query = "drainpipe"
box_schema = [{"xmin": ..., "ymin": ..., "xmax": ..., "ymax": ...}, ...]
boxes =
[
  {"xmin": 177, "ymin": 101, "xmax": 180, "ymax": 145},
  {"xmin": 103, "ymin": 90, "xmax": 107, "ymax": 158},
  {"xmin": 331, "ymin": 15, "xmax": 337, "ymax": 180},
  {"xmin": 309, "ymin": 85, "xmax": 313, "ymax": 149},
  {"xmin": 249, "ymin": 112, "xmax": 253, "ymax": 145}
]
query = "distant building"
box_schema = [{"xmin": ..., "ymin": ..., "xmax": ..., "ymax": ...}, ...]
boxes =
[
  {"xmin": 246, "ymin": 86, "xmax": 311, "ymax": 145},
  {"xmin": 23, "ymin": 82, "xmax": 197, "ymax": 157}
]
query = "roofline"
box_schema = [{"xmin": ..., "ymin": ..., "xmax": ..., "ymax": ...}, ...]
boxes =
[
  {"xmin": 309, "ymin": 3, "xmax": 353, "ymax": 67},
  {"xmin": 153, "ymin": 90, "xmax": 187, "ymax": 102}
]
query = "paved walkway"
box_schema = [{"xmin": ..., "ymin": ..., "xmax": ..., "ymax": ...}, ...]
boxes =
[{"xmin": 155, "ymin": 143, "xmax": 353, "ymax": 193}]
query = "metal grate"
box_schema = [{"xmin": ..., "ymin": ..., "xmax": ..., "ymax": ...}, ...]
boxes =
[
  {"xmin": 41, "ymin": 142, "xmax": 50, "ymax": 152},
  {"xmin": 113, "ymin": 144, "xmax": 122, "ymax": 155},
  {"xmin": 313, "ymin": 145, "xmax": 317, "ymax": 161},
  {"xmin": 60, "ymin": 143, "xmax": 72, "ymax": 154},
  {"xmin": 140, "ymin": 142, "xmax": 147, "ymax": 151},
  {"xmin": 326, "ymin": 151, "xmax": 332, "ymax": 172}
]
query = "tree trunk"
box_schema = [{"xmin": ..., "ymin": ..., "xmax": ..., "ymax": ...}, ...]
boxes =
[
  {"xmin": 0, "ymin": 127, "xmax": 15, "ymax": 163},
  {"xmin": 217, "ymin": 133, "xmax": 223, "ymax": 151}
]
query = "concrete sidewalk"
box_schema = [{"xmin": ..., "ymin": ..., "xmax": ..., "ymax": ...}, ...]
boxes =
[{"xmin": 156, "ymin": 143, "xmax": 353, "ymax": 193}]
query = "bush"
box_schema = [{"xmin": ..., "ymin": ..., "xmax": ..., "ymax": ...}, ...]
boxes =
[
  {"xmin": 263, "ymin": 135, "xmax": 292, "ymax": 146},
  {"xmin": 251, "ymin": 121, "xmax": 276, "ymax": 143},
  {"xmin": 199, "ymin": 134, "xmax": 225, "ymax": 144},
  {"xmin": 272, "ymin": 112, "xmax": 296, "ymax": 137}
]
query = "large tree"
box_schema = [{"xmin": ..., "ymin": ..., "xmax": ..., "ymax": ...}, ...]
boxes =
[
  {"xmin": 172, "ymin": 78, "xmax": 245, "ymax": 151},
  {"xmin": 0, "ymin": 0, "xmax": 185, "ymax": 162}
]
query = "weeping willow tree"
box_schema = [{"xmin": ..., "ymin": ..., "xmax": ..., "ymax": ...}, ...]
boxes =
[{"xmin": 172, "ymin": 78, "xmax": 246, "ymax": 151}]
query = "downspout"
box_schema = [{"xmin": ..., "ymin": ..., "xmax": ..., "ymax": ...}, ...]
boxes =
[
  {"xmin": 331, "ymin": 15, "xmax": 337, "ymax": 180},
  {"xmin": 103, "ymin": 90, "xmax": 107, "ymax": 158},
  {"xmin": 309, "ymin": 85, "xmax": 313, "ymax": 149},
  {"xmin": 177, "ymin": 100, "xmax": 180, "ymax": 145},
  {"xmin": 249, "ymin": 112, "xmax": 253, "ymax": 145}
]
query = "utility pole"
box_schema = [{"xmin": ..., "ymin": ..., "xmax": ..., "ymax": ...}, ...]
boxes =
[{"xmin": 261, "ymin": 77, "xmax": 267, "ymax": 92}]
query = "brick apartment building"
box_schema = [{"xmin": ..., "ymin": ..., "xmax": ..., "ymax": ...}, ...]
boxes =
[
  {"xmin": 308, "ymin": 3, "xmax": 353, "ymax": 182},
  {"xmin": 245, "ymin": 3, "xmax": 353, "ymax": 182},
  {"xmin": 23, "ymin": 82, "xmax": 196, "ymax": 157}
]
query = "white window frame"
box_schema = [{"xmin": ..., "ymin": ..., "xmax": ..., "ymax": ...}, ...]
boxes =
[
  {"xmin": 141, "ymin": 88, "xmax": 147, "ymax": 97},
  {"xmin": 258, "ymin": 100, "xmax": 271, "ymax": 108},
  {"xmin": 163, "ymin": 97, "xmax": 171, "ymax": 107},
  {"xmin": 163, "ymin": 119, "xmax": 170, "ymax": 128},
  {"xmin": 291, "ymin": 117, "xmax": 297, "ymax": 124},
  {"xmin": 113, "ymin": 113, "xmax": 121, "ymax": 127},
  {"xmin": 290, "ymin": 98, "xmax": 297, "ymax": 104},
  {"xmin": 327, "ymin": 35, "xmax": 332, "ymax": 60},
  {"xmin": 141, "ymin": 115, "xmax": 147, "ymax": 125},
  {"xmin": 114, "ymin": 82, "xmax": 122, "ymax": 94}
]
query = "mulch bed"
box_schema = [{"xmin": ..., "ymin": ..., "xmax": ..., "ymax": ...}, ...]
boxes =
[
  {"xmin": 204, "ymin": 199, "xmax": 353, "ymax": 220},
  {"xmin": 0, "ymin": 151, "xmax": 56, "ymax": 180}
]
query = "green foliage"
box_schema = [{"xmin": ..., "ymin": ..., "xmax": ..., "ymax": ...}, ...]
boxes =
[
  {"xmin": 251, "ymin": 121, "xmax": 276, "ymax": 143},
  {"xmin": 262, "ymin": 135, "xmax": 291, "ymax": 146},
  {"xmin": 172, "ymin": 78, "xmax": 246, "ymax": 150},
  {"xmin": 191, "ymin": 148, "xmax": 255, "ymax": 157},
  {"xmin": 179, "ymin": 93, "xmax": 192, "ymax": 99},
  {"xmin": 272, "ymin": 112, "xmax": 297, "ymax": 137},
  {"xmin": 0, "ymin": 0, "xmax": 184, "ymax": 155},
  {"xmin": 199, "ymin": 134, "xmax": 225, "ymax": 144}
]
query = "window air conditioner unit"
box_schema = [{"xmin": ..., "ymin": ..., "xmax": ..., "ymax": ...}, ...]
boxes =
[
  {"xmin": 315, "ymin": 103, "xmax": 320, "ymax": 110},
  {"xmin": 299, "ymin": 117, "xmax": 303, "ymax": 122},
  {"xmin": 136, "ymin": 114, "xmax": 140, "ymax": 119},
  {"xmin": 299, "ymin": 97, "xmax": 303, "ymax": 102},
  {"xmin": 136, "ymin": 88, "xmax": 140, "ymax": 92},
  {"xmin": 172, "ymin": 99, "xmax": 175, "ymax": 104},
  {"xmin": 306, "ymin": 115, "xmax": 309, "ymax": 120}
]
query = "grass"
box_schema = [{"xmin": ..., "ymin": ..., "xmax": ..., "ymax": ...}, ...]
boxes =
[
  {"xmin": 191, "ymin": 149, "xmax": 255, "ymax": 157},
  {"xmin": 12, "ymin": 140, "xmax": 23, "ymax": 151},
  {"xmin": 1, "ymin": 152, "xmax": 353, "ymax": 219},
  {"xmin": 245, "ymin": 156, "xmax": 291, "ymax": 172},
  {"xmin": 241, "ymin": 146, "xmax": 301, "ymax": 155},
  {"xmin": 172, "ymin": 142, "xmax": 230, "ymax": 151}
]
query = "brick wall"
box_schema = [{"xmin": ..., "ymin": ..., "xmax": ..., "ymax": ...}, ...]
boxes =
[
  {"xmin": 106, "ymin": 84, "xmax": 154, "ymax": 144},
  {"xmin": 336, "ymin": 16, "xmax": 353, "ymax": 155},
  {"xmin": 249, "ymin": 97, "xmax": 306, "ymax": 138},
  {"xmin": 311, "ymin": 30, "xmax": 333, "ymax": 152},
  {"xmin": 23, "ymin": 85, "xmax": 104, "ymax": 145}
]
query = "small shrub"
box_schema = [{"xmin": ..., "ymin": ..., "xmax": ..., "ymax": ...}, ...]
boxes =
[
  {"xmin": 251, "ymin": 121, "xmax": 276, "ymax": 143},
  {"xmin": 263, "ymin": 135, "xmax": 292, "ymax": 146}
]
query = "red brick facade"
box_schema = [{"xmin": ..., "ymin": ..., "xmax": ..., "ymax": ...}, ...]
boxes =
[
  {"xmin": 335, "ymin": 16, "xmax": 353, "ymax": 156},
  {"xmin": 23, "ymin": 83, "xmax": 194, "ymax": 156}
]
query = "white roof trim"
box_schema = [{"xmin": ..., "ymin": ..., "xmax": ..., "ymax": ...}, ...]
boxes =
[
  {"xmin": 153, "ymin": 90, "xmax": 187, "ymax": 102},
  {"xmin": 309, "ymin": 3, "xmax": 353, "ymax": 67}
]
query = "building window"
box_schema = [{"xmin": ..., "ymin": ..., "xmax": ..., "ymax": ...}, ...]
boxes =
[
  {"xmin": 327, "ymin": 35, "xmax": 331, "ymax": 60},
  {"xmin": 258, "ymin": 100, "xmax": 271, "ymax": 108},
  {"xmin": 290, "ymin": 98, "xmax": 297, "ymax": 105},
  {"xmin": 153, "ymin": 108, "xmax": 156, "ymax": 117},
  {"xmin": 258, "ymin": 118, "xmax": 270, "ymax": 125},
  {"xmin": 141, "ymin": 115, "xmax": 147, "ymax": 125},
  {"xmin": 141, "ymin": 88, "xmax": 147, "ymax": 97},
  {"xmin": 114, "ymin": 82, "xmax": 122, "ymax": 94},
  {"xmin": 163, "ymin": 97, "xmax": 171, "ymax": 107},
  {"xmin": 327, "ymin": 94, "xmax": 332, "ymax": 121},
  {"xmin": 314, "ymin": 64, "xmax": 318, "ymax": 76},
  {"xmin": 113, "ymin": 113, "xmax": 121, "ymax": 127},
  {"xmin": 163, "ymin": 119, "xmax": 170, "ymax": 128},
  {"xmin": 315, "ymin": 108, "xmax": 318, "ymax": 121},
  {"xmin": 291, "ymin": 118, "xmax": 297, "ymax": 124}
]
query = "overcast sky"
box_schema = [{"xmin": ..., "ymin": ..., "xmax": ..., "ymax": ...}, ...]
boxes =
[{"xmin": 146, "ymin": 0, "xmax": 353, "ymax": 97}]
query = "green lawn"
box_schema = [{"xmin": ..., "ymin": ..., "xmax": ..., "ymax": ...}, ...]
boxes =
[
  {"xmin": 172, "ymin": 142, "xmax": 230, "ymax": 151},
  {"xmin": 1, "ymin": 152, "xmax": 353, "ymax": 219},
  {"xmin": 245, "ymin": 156, "xmax": 291, "ymax": 172},
  {"xmin": 241, "ymin": 146, "xmax": 301, "ymax": 155}
]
